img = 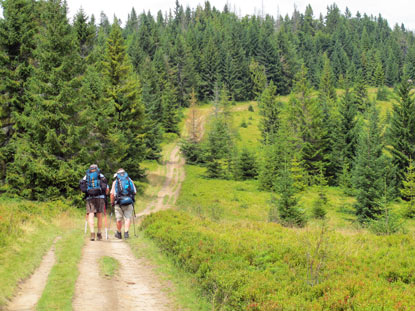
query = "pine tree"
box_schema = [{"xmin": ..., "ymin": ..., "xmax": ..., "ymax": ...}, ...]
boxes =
[
  {"xmin": 161, "ymin": 80, "xmax": 180, "ymax": 134},
  {"xmin": 249, "ymin": 59, "xmax": 267, "ymax": 100},
  {"xmin": 329, "ymin": 89, "xmax": 359, "ymax": 183},
  {"xmin": 270, "ymin": 156, "xmax": 306, "ymax": 227},
  {"xmin": 404, "ymin": 45, "xmax": 415, "ymax": 81},
  {"xmin": 288, "ymin": 65, "xmax": 329, "ymax": 181},
  {"xmin": 73, "ymin": 8, "xmax": 96, "ymax": 59},
  {"xmin": 8, "ymin": 0, "xmax": 86, "ymax": 199},
  {"xmin": 354, "ymin": 69, "xmax": 368, "ymax": 112},
  {"xmin": 319, "ymin": 54, "xmax": 337, "ymax": 104},
  {"xmin": 258, "ymin": 81, "xmax": 280, "ymax": 144},
  {"xmin": 101, "ymin": 20, "xmax": 146, "ymax": 176},
  {"xmin": 0, "ymin": 0, "xmax": 37, "ymax": 181},
  {"xmin": 388, "ymin": 79, "xmax": 415, "ymax": 191},
  {"xmin": 353, "ymin": 104, "xmax": 386, "ymax": 222},
  {"xmin": 234, "ymin": 148, "xmax": 257, "ymax": 180},
  {"xmin": 401, "ymin": 159, "xmax": 415, "ymax": 217}
]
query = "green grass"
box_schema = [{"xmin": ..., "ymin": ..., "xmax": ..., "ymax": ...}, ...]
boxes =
[
  {"xmin": 0, "ymin": 198, "xmax": 80, "ymax": 308},
  {"xmin": 128, "ymin": 232, "xmax": 211, "ymax": 311},
  {"xmin": 37, "ymin": 224, "xmax": 84, "ymax": 311},
  {"xmin": 177, "ymin": 165, "xmax": 270, "ymax": 222},
  {"xmin": 232, "ymin": 102, "xmax": 262, "ymax": 151},
  {"xmin": 141, "ymin": 210, "xmax": 415, "ymax": 310},
  {"xmin": 99, "ymin": 256, "xmax": 119, "ymax": 279}
]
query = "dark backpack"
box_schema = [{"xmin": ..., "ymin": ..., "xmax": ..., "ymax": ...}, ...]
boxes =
[{"xmin": 115, "ymin": 171, "xmax": 134, "ymax": 205}]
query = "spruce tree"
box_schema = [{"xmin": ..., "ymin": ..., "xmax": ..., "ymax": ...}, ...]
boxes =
[
  {"xmin": 0, "ymin": 0, "xmax": 37, "ymax": 181},
  {"xmin": 249, "ymin": 59, "xmax": 267, "ymax": 100},
  {"xmin": 8, "ymin": 0, "xmax": 86, "ymax": 199},
  {"xmin": 270, "ymin": 157, "xmax": 306, "ymax": 227},
  {"xmin": 329, "ymin": 89, "xmax": 359, "ymax": 184},
  {"xmin": 101, "ymin": 20, "xmax": 145, "ymax": 176},
  {"xmin": 258, "ymin": 81, "xmax": 280, "ymax": 144},
  {"xmin": 353, "ymin": 104, "xmax": 386, "ymax": 222},
  {"xmin": 388, "ymin": 79, "xmax": 415, "ymax": 192},
  {"xmin": 73, "ymin": 8, "xmax": 96, "ymax": 59},
  {"xmin": 234, "ymin": 148, "xmax": 257, "ymax": 180},
  {"xmin": 401, "ymin": 159, "xmax": 415, "ymax": 217},
  {"xmin": 288, "ymin": 65, "xmax": 329, "ymax": 181},
  {"xmin": 319, "ymin": 54, "xmax": 337, "ymax": 104}
]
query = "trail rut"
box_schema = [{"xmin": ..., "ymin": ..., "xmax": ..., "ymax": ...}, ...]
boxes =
[{"xmin": 6, "ymin": 237, "xmax": 61, "ymax": 311}]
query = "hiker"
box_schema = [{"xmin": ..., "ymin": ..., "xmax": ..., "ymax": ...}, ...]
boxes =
[
  {"xmin": 110, "ymin": 168, "xmax": 137, "ymax": 239},
  {"xmin": 80, "ymin": 164, "xmax": 108, "ymax": 241}
]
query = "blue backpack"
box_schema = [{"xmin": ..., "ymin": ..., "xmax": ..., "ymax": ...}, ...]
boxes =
[
  {"xmin": 86, "ymin": 167, "xmax": 103, "ymax": 196},
  {"xmin": 115, "ymin": 171, "xmax": 134, "ymax": 205}
]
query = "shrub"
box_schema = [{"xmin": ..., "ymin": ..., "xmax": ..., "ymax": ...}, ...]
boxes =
[
  {"xmin": 369, "ymin": 210, "xmax": 405, "ymax": 235},
  {"xmin": 311, "ymin": 193, "xmax": 328, "ymax": 219},
  {"xmin": 240, "ymin": 119, "xmax": 248, "ymax": 128},
  {"xmin": 141, "ymin": 210, "xmax": 415, "ymax": 310}
]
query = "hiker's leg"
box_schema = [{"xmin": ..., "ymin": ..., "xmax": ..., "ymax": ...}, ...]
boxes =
[
  {"xmin": 125, "ymin": 218, "xmax": 131, "ymax": 232},
  {"xmin": 96, "ymin": 213, "xmax": 102, "ymax": 232},
  {"xmin": 116, "ymin": 220, "xmax": 122, "ymax": 231},
  {"xmin": 114, "ymin": 204, "xmax": 123, "ymax": 232},
  {"xmin": 88, "ymin": 212, "xmax": 95, "ymax": 233},
  {"xmin": 123, "ymin": 205, "xmax": 133, "ymax": 232}
]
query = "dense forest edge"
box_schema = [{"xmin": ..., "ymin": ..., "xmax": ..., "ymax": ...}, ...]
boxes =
[{"xmin": 3, "ymin": 0, "xmax": 415, "ymax": 309}]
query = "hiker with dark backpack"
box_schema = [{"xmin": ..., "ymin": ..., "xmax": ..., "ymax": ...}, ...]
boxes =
[
  {"xmin": 79, "ymin": 164, "xmax": 108, "ymax": 241},
  {"xmin": 110, "ymin": 168, "xmax": 137, "ymax": 239}
]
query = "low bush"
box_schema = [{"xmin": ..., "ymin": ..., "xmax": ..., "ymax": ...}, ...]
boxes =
[{"xmin": 142, "ymin": 210, "xmax": 415, "ymax": 310}]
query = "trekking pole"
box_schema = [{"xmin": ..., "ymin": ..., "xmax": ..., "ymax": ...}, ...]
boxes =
[
  {"xmin": 84, "ymin": 214, "xmax": 88, "ymax": 235},
  {"xmin": 104, "ymin": 200, "xmax": 108, "ymax": 240},
  {"xmin": 132, "ymin": 202, "xmax": 137, "ymax": 237},
  {"xmin": 109, "ymin": 211, "xmax": 112, "ymax": 235}
]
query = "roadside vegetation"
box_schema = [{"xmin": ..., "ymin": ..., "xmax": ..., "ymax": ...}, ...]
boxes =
[{"xmin": 0, "ymin": 198, "xmax": 82, "ymax": 308}]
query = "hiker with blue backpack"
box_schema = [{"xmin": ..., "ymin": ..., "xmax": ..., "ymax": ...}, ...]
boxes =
[
  {"xmin": 80, "ymin": 164, "xmax": 108, "ymax": 241},
  {"xmin": 110, "ymin": 168, "xmax": 137, "ymax": 239}
]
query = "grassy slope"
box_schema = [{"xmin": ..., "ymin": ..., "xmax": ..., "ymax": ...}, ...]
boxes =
[{"xmin": 141, "ymin": 90, "xmax": 415, "ymax": 309}]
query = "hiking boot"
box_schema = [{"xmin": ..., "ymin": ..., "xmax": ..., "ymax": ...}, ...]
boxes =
[
  {"xmin": 114, "ymin": 231, "xmax": 122, "ymax": 239},
  {"xmin": 124, "ymin": 231, "xmax": 129, "ymax": 239},
  {"xmin": 97, "ymin": 232, "xmax": 102, "ymax": 241},
  {"xmin": 90, "ymin": 233, "xmax": 95, "ymax": 241}
]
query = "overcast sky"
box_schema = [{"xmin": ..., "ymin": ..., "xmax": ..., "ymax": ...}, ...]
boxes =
[{"xmin": 1, "ymin": 1, "xmax": 414, "ymax": 30}]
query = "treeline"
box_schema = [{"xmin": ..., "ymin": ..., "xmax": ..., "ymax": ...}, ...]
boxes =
[{"xmin": 1, "ymin": 0, "xmax": 415, "ymax": 200}]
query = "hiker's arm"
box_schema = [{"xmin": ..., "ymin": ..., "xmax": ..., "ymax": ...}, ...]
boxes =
[{"xmin": 110, "ymin": 181, "xmax": 116, "ymax": 206}]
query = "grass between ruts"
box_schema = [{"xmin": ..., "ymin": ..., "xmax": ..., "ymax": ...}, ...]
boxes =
[
  {"xmin": 36, "ymin": 221, "xmax": 84, "ymax": 311},
  {"xmin": 128, "ymin": 232, "xmax": 211, "ymax": 311},
  {"xmin": 99, "ymin": 256, "xmax": 119, "ymax": 279},
  {"xmin": 0, "ymin": 198, "xmax": 81, "ymax": 308}
]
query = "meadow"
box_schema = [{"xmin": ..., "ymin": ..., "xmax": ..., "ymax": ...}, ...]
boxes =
[{"xmin": 141, "ymin": 92, "xmax": 415, "ymax": 310}]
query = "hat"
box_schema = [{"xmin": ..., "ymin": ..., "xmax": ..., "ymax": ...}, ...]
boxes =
[{"xmin": 113, "ymin": 168, "xmax": 125, "ymax": 178}]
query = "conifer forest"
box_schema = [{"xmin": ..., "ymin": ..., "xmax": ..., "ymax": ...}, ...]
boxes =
[{"xmin": 3, "ymin": 0, "xmax": 415, "ymax": 309}]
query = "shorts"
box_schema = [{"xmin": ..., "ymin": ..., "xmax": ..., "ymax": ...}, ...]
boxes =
[
  {"xmin": 86, "ymin": 198, "xmax": 105, "ymax": 214},
  {"xmin": 114, "ymin": 204, "xmax": 133, "ymax": 221}
]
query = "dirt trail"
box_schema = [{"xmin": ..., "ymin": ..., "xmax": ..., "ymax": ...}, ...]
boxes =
[
  {"xmin": 6, "ymin": 237, "xmax": 61, "ymax": 311},
  {"xmin": 137, "ymin": 145, "xmax": 185, "ymax": 218},
  {"xmin": 73, "ymin": 123, "xmax": 189, "ymax": 310},
  {"xmin": 72, "ymin": 238, "xmax": 172, "ymax": 311}
]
